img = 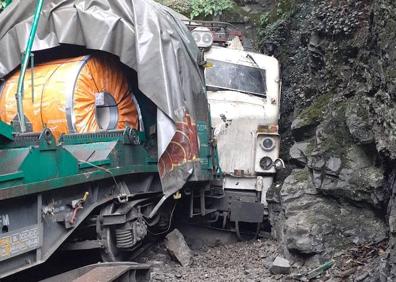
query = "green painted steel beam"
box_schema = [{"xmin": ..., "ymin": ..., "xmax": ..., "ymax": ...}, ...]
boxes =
[
  {"xmin": 0, "ymin": 128, "xmax": 159, "ymax": 201},
  {"xmin": 0, "ymin": 121, "xmax": 13, "ymax": 142},
  {"xmin": 0, "ymin": 171, "xmax": 24, "ymax": 182},
  {"xmin": 0, "ymin": 0, "xmax": 12, "ymax": 11},
  {"xmin": 0, "ymin": 164, "xmax": 158, "ymax": 201},
  {"xmin": 78, "ymin": 159, "xmax": 111, "ymax": 169}
]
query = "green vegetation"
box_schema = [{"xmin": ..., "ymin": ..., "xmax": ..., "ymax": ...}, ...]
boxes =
[
  {"xmin": 156, "ymin": 0, "xmax": 191, "ymax": 15},
  {"xmin": 295, "ymin": 168, "xmax": 310, "ymax": 183},
  {"xmin": 259, "ymin": 0, "xmax": 297, "ymax": 29},
  {"xmin": 257, "ymin": 0, "xmax": 300, "ymax": 53},
  {"xmin": 293, "ymin": 94, "xmax": 353, "ymax": 157},
  {"xmin": 305, "ymin": 138, "xmax": 317, "ymax": 155},
  {"xmin": 298, "ymin": 94, "xmax": 332, "ymax": 126},
  {"xmin": 319, "ymin": 103, "xmax": 352, "ymax": 156},
  {"xmin": 155, "ymin": 0, "xmax": 234, "ymax": 19},
  {"xmin": 190, "ymin": 0, "xmax": 233, "ymax": 19}
]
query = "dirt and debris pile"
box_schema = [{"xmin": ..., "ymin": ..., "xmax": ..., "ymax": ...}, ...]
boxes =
[
  {"xmin": 138, "ymin": 227, "xmax": 386, "ymax": 281},
  {"xmin": 140, "ymin": 236, "xmax": 281, "ymax": 281},
  {"xmin": 259, "ymin": 0, "xmax": 396, "ymax": 280}
]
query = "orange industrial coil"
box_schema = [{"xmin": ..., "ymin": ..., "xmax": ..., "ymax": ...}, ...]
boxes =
[{"xmin": 0, "ymin": 54, "xmax": 139, "ymax": 139}]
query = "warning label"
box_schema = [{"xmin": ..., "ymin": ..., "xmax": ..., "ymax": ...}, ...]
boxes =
[{"xmin": 0, "ymin": 226, "xmax": 40, "ymax": 261}]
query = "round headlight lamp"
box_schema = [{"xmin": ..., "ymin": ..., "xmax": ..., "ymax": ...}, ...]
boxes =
[
  {"xmin": 259, "ymin": 157, "xmax": 273, "ymax": 170},
  {"xmin": 192, "ymin": 32, "xmax": 201, "ymax": 44},
  {"xmin": 262, "ymin": 137, "xmax": 275, "ymax": 151},
  {"xmin": 192, "ymin": 27, "xmax": 213, "ymax": 48},
  {"xmin": 202, "ymin": 32, "xmax": 213, "ymax": 46}
]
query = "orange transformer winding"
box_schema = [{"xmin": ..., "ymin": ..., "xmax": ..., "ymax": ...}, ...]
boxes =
[{"xmin": 0, "ymin": 55, "xmax": 139, "ymax": 139}]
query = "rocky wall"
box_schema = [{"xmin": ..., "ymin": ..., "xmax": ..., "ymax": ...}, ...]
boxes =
[{"xmin": 259, "ymin": 0, "xmax": 396, "ymax": 278}]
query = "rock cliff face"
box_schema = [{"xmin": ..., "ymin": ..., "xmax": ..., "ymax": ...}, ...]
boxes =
[{"xmin": 259, "ymin": 0, "xmax": 396, "ymax": 278}]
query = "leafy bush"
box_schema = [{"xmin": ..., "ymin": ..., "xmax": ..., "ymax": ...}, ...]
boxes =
[
  {"xmin": 259, "ymin": 0, "xmax": 296, "ymax": 29},
  {"xmin": 156, "ymin": 0, "xmax": 191, "ymax": 15},
  {"xmin": 190, "ymin": 0, "xmax": 233, "ymax": 19}
]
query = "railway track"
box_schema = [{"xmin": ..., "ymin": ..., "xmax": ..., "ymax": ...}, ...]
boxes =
[{"xmin": 40, "ymin": 262, "xmax": 151, "ymax": 282}]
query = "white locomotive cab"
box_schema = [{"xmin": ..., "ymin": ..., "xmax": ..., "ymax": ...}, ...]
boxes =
[{"xmin": 205, "ymin": 44, "xmax": 282, "ymax": 207}]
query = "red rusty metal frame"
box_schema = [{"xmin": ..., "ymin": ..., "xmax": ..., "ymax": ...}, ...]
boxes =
[{"xmin": 183, "ymin": 20, "xmax": 245, "ymax": 46}]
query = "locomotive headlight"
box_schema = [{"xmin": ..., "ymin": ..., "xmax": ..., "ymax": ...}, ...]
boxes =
[
  {"xmin": 261, "ymin": 137, "xmax": 275, "ymax": 151},
  {"xmin": 259, "ymin": 157, "xmax": 273, "ymax": 170},
  {"xmin": 202, "ymin": 33, "xmax": 213, "ymax": 46},
  {"xmin": 192, "ymin": 32, "xmax": 201, "ymax": 44},
  {"xmin": 192, "ymin": 27, "xmax": 213, "ymax": 48}
]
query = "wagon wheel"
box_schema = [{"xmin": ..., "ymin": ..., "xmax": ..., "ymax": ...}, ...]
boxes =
[{"xmin": 97, "ymin": 203, "xmax": 126, "ymax": 262}]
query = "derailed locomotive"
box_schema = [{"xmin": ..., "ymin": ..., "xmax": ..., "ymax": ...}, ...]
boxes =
[{"xmin": 0, "ymin": 0, "xmax": 282, "ymax": 279}]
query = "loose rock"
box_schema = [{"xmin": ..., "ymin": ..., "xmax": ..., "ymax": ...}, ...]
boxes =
[
  {"xmin": 271, "ymin": 169, "xmax": 387, "ymax": 257},
  {"xmin": 270, "ymin": 256, "xmax": 291, "ymax": 274},
  {"xmin": 165, "ymin": 229, "xmax": 192, "ymax": 267}
]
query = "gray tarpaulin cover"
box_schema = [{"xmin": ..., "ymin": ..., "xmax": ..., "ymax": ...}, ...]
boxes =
[{"xmin": 0, "ymin": 0, "xmax": 207, "ymax": 198}]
